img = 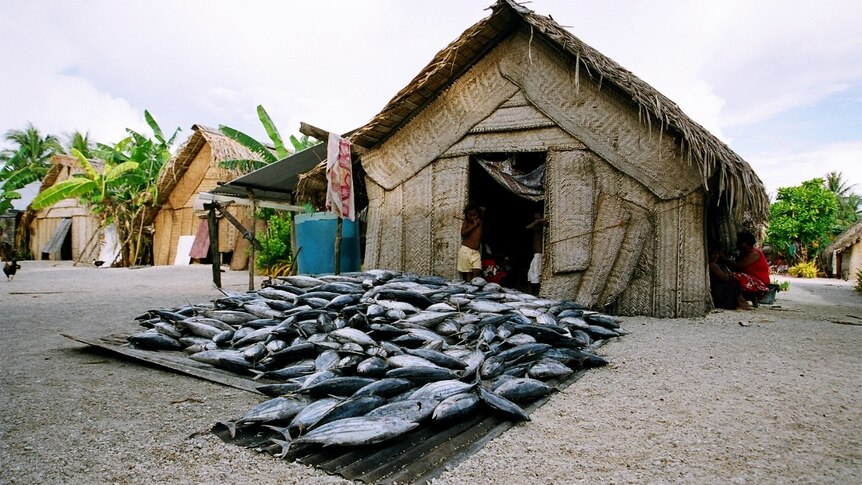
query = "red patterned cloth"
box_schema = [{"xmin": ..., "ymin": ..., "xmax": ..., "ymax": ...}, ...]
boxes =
[{"xmin": 732, "ymin": 271, "xmax": 769, "ymax": 296}]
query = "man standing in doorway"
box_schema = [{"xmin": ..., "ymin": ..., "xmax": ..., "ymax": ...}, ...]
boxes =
[
  {"xmin": 458, "ymin": 202, "xmax": 483, "ymax": 281},
  {"xmin": 526, "ymin": 212, "xmax": 548, "ymax": 294}
]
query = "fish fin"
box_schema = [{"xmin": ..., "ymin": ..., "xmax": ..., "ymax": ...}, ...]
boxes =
[
  {"xmin": 270, "ymin": 438, "xmax": 293, "ymax": 459},
  {"xmin": 262, "ymin": 424, "xmax": 291, "ymax": 440},
  {"xmin": 218, "ymin": 420, "xmax": 237, "ymax": 438}
]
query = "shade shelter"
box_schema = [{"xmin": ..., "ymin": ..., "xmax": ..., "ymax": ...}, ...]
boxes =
[{"xmin": 348, "ymin": 0, "xmax": 769, "ymax": 317}]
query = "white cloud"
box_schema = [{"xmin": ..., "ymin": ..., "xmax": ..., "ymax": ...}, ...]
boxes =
[{"xmin": 748, "ymin": 142, "xmax": 862, "ymax": 197}]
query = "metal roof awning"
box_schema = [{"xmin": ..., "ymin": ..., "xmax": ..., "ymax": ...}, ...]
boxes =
[{"xmin": 210, "ymin": 142, "xmax": 326, "ymax": 204}]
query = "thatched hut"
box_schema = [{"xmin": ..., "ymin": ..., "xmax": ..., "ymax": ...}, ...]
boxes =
[
  {"xmin": 150, "ymin": 125, "xmax": 260, "ymax": 267},
  {"xmin": 347, "ymin": 0, "xmax": 769, "ymax": 317},
  {"xmin": 822, "ymin": 220, "xmax": 862, "ymax": 280},
  {"xmin": 27, "ymin": 155, "xmax": 102, "ymax": 261}
]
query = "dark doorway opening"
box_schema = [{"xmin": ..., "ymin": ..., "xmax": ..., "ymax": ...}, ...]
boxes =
[
  {"xmin": 468, "ymin": 152, "xmax": 545, "ymax": 291},
  {"xmin": 60, "ymin": 229, "xmax": 72, "ymax": 260}
]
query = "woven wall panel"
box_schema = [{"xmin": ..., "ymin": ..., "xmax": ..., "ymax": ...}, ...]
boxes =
[
  {"xmin": 498, "ymin": 30, "xmax": 701, "ymax": 200},
  {"xmin": 364, "ymin": 179, "xmax": 385, "ymax": 269},
  {"xmin": 168, "ymin": 144, "xmax": 212, "ymax": 209},
  {"xmin": 677, "ymin": 190, "xmax": 708, "ymax": 317},
  {"xmin": 362, "ymin": 37, "xmax": 520, "ymax": 190},
  {"xmin": 377, "ymin": 185, "xmax": 404, "ymax": 270},
  {"xmin": 598, "ymin": 202, "xmax": 650, "ymax": 308},
  {"xmin": 432, "ymin": 156, "xmax": 469, "ymax": 279},
  {"xmin": 469, "ymin": 104, "xmax": 555, "ymax": 133},
  {"xmin": 402, "ymin": 165, "xmax": 433, "ymax": 275},
  {"xmin": 443, "ymin": 126, "xmax": 582, "ymax": 158},
  {"xmin": 500, "ymin": 90, "xmax": 529, "ymax": 108},
  {"xmin": 650, "ymin": 190, "xmax": 707, "ymax": 317},
  {"xmin": 71, "ymin": 215, "xmax": 100, "ymax": 262},
  {"xmin": 575, "ymin": 193, "xmax": 628, "ymax": 307},
  {"xmin": 538, "ymin": 270, "xmax": 583, "ymax": 302},
  {"xmin": 153, "ymin": 210, "xmax": 172, "ymax": 265},
  {"xmin": 547, "ymin": 149, "xmax": 596, "ymax": 273},
  {"xmin": 612, "ymin": 216, "xmax": 656, "ymax": 316}
]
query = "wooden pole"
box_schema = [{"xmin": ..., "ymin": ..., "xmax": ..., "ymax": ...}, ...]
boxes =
[
  {"xmin": 206, "ymin": 203, "xmax": 221, "ymax": 288},
  {"xmin": 74, "ymin": 226, "xmax": 102, "ymax": 266},
  {"xmin": 247, "ymin": 189, "xmax": 256, "ymax": 291},
  {"xmin": 334, "ymin": 216, "xmax": 342, "ymax": 275}
]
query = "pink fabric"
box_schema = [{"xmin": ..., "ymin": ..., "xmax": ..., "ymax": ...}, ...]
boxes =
[
  {"xmin": 326, "ymin": 133, "xmax": 355, "ymax": 220},
  {"xmin": 188, "ymin": 219, "xmax": 210, "ymax": 259}
]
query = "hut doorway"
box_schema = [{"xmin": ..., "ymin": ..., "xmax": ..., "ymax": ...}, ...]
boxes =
[{"xmin": 468, "ymin": 153, "xmax": 545, "ymax": 290}]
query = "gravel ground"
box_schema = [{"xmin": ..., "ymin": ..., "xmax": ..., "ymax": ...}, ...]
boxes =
[{"xmin": 1, "ymin": 261, "xmax": 860, "ymax": 484}]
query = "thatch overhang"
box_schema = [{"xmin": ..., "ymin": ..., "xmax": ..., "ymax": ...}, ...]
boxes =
[
  {"xmin": 823, "ymin": 219, "xmax": 862, "ymax": 255},
  {"xmin": 349, "ymin": 0, "xmax": 768, "ymax": 224}
]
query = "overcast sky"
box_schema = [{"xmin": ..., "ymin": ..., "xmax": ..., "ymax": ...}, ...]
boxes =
[{"xmin": 2, "ymin": 0, "xmax": 860, "ymax": 197}]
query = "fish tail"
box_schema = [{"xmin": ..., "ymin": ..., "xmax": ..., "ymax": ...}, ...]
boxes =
[
  {"xmin": 270, "ymin": 438, "xmax": 293, "ymax": 459},
  {"xmin": 262, "ymin": 424, "xmax": 291, "ymax": 440},
  {"xmin": 248, "ymin": 369, "xmax": 266, "ymax": 381}
]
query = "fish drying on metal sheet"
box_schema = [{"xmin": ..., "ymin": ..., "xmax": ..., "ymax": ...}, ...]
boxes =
[
  {"xmin": 123, "ymin": 269, "xmax": 626, "ymax": 452},
  {"xmin": 431, "ymin": 393, "xmax": 480, "ymax": 422}
]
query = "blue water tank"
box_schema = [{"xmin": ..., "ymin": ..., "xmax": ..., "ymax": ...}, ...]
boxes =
[{"xmin": 294, "ymin": 212, "xmax": 360, "ymax": 275}]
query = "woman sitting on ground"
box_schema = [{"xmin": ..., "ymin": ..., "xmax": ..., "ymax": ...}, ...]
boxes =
[
  {"xmin": 709, "ymin": 249, "xmax": 747, "ymax": 310},
  {"xmin": 723, "ymin": 231, "xmax": 771, "ymax": 306}
]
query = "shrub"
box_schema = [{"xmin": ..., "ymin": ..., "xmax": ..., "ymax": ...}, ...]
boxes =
[
  {"xmin": 772, "ymin": 279, "xmax": 790, "ymax": 292},
  {"xmin": 256, "ymin": 212, "xmax": 292, "ymax": 274},
  {"xmin": 856, "ymin": 268, "xmax": 862, "ymax": 292},
  {"xmin": 788, "ymin": 261, "xmax": 818, "ymax": 278}
]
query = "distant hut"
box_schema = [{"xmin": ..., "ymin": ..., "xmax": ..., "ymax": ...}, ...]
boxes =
[
  {"xmin": 822, "ymin": 220, "xmax": 862, "ymax": 280},
  {"xmin": 347, "ymin": 0, "xmax": 769, "ymax": 317},
  {"xmin": 27, "ymin": 155, "xmax": 102, "ymax": 261},
  {"xmin": 150, "ymin": 125, "xmax": 262, "ymax": 268}
]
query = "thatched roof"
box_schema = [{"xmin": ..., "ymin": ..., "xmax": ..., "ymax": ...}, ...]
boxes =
[
  {"xmin": 38, "ymin": 154, "xmax": 105, "ymax": 193},
  {"xmin": 349, "ymin": 0, "xmax": 768, "ymax": 223},
  {"xmin": 823, "ymin": 219, "xmax": 862, "ymax": 255},
  {"xmin": 154, "ymin": 124, "xmax": 259, "ymax": 207}
]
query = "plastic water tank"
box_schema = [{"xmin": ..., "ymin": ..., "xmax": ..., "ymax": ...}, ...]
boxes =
[{"xmin": 294, "ymin": 212, "xmax": 360, "ymax": 275}]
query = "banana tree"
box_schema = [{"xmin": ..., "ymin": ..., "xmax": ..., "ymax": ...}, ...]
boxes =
[
  {"xmin": 218, "ymin": 104, "xmax": 318, "ymax": 172},
  {"xmin": 30, "ymin": 111, "xmax": 179, "ymax": 266}
]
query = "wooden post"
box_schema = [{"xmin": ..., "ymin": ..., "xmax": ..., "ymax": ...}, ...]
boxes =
[
  {"xmin": 290, "ymin": 211, "xmax": 298, "ymax": 273},
  {"xmin": 74, "ymin": 226, "xmax": 102, "ymax": 266},
  {"xmin": 334, "ymin": 216, "xmax": 342, "ymax": 275},
  {"xmin": 247, "ymin": 189, "xmax": 256, "ymax": 291},
  {"xmin": 206, "ymin": 203, "xmax": 221, "ymax": 288}
]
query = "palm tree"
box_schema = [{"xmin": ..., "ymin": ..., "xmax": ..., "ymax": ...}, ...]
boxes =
[
  {"xmin": 825, "ymin": 171, "xmax": 860, "ymax": 231},
  {"xmin": 0, "ymin": 124, "xmax": 63, "ymax": 214},
  {"xmin": 65, "ymin": 131, "xmax": 95, "ymax": 159}
]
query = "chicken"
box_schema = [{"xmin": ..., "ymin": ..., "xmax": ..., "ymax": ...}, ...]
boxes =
[{"xmin": 3, "ymin": 259, "xmax": 21, "ymax": 281}]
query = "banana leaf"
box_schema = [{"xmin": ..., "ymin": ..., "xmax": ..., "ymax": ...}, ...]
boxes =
[
  {"xmin": 218, "ymin": 126, "xmax": 277, "ymax": 164},
  {"xmin": 257, "ymin": 105, "xmax": 289, "ymax": 160}
]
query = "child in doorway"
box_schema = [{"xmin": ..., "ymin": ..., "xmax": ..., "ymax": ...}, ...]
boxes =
[
  {"xmin": 526, "ymin": 212, "xmax": 548, "ymax": 294},
  {"xmin": 458, "ymin": 202, "xmax": 483, "ymax": 281}
]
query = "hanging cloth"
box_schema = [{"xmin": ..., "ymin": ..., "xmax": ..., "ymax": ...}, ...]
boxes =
[{"xmin": 475, "ymin": 156, "xmax": 545, "ymax": 201}]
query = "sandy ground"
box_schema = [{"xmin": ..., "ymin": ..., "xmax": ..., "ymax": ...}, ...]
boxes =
[{"xmin": 1, "ymin": 261, "xmax": 860, "ymax": 484}]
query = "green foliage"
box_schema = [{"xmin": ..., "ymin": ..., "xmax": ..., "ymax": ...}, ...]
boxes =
[
  {"xmin": 766, "ymin": 178, "xmax": 838, "ymax": 261},
  {"xmin": 856, "ymin": 268, "xmax": 862, "ymax": 292},
  {"xmin": 788, "ymin": 261, "xmax": 818, "ymax": 278},
  {"xmin": 0, "ymin": 123, "xmax": 63, "ymax": 214},
  {"xmin": 772, "ymin": 279, "xmax": 791, "ymax": 292},
  {"xmin": 825, "ymin": 171, "xmax": 860, "ymax": 234},
  {"xmin": 218, "ymin": 105, "xmax": 319, "ymax": 172},
  {"xmin": 256, "ymin": 212, "xmax": 293, "ymax": 273},
  {"xmin": 29, "ymin": 112, "xmax": 178, "ymax": 266}
]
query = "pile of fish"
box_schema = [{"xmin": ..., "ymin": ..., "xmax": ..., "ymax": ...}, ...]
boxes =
[{"xmin": 127, "ymin": 270, "xmax": 626, "ymax": 457}]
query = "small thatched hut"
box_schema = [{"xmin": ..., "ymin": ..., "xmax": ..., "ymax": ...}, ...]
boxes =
[
  {"xmin": 348, "ymin": 0, "xmax": 769, "ymax": 317},
  {"xmin": 822, "ymin": 219, "xmax": 862, "ymax": 280},
  {"xmin": 27, "ymin": 155, "xmax": 102, "ymax": 261},
  {"xmin": 150, "ymin": 125, "xmax": 260, "ymax": 267}
]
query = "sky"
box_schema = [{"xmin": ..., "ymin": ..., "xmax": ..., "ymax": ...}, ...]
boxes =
[{"xmin": 1, "ymin": 0, "xmax": 861, "ymax": 198}]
